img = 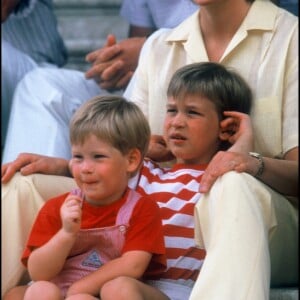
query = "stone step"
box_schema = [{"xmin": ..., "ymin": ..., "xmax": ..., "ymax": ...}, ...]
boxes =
[
  {"xmin": 53, "ymin": 0, "xmax": 128, "ymax": 70},
  {"xmin": 270, "ymin": 288, "xmax": 298, "ymax": 300}
]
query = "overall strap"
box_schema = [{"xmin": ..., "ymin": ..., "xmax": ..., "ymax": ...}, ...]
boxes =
[{"xmin": 116, "ymin": 189, "xmax": 141, "ymax": 226}]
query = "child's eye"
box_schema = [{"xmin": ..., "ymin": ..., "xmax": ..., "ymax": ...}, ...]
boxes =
[
  {"xmin": 72, "ymin": 154, "xmax": 83, "ymax": 161},
  {"xmin": 166, "ymin": 108, "xmax": 177, "ymax": 115},
  {"xmin": 188, "ymin": 110, "xmax": 202, "ymax": 116},
  {"xmin": 94, "ymin": 154, "xmax": 105, "ymax": 159}
]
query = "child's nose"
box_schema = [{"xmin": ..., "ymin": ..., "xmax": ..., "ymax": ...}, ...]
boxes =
[
  {"xmin": 172, "ymin": 113, "xmax": 185, "ymax": 127},
  {"xmin": 81, "ymin": 159, "xmax": 94, "ymax": 172}
]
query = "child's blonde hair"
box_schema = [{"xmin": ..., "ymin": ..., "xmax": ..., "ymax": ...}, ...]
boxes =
[{"xmin": 70, "ymin": 95, "xmax": 151, "ymax": 158}]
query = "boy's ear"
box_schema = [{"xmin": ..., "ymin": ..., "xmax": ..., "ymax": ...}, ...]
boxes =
[
  {"xmin": 218, "ymin": 124, "xmax": 234, "ymax": 141},
  {"xmin": 126, "ymin": 148, "xmax": 142, "ymax": 173}
]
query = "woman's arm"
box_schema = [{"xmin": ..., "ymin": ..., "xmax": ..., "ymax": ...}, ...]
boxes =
[{"xmin": 200, "ymin": 112, "xmax": 298, "ymax": 197}]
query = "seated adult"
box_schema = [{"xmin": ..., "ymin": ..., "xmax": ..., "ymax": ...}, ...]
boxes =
[
  {"xmin": 2, "ymin": 0, "xmax": 198, "ymax": 163},
  {"xmin": 1, "ymin": 0, "xmax": 67, "ymax": 149},
  {"xmin": 1, "ymin": 0, "xmax": 298, "ymax": 299}
]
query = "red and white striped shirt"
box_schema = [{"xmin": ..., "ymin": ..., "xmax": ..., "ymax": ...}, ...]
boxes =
[{"xmin": 129, "ymin": 159, "xmax": 207, "ymax": 287}]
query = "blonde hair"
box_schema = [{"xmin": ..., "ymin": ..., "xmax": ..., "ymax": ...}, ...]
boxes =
[{"xmin": 69, "ymin": 95, "xmax": 150, "ymax": 158}]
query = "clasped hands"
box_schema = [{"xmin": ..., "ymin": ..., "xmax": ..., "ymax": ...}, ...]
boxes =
[{"xmin": 85, "ymin": 34, "xmax": 146, "ymax": 91}]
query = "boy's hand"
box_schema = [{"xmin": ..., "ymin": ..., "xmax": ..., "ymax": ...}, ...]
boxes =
[
  {"xmin": 220, "ymin": 111, "xmax": 254, "ymax": 152},
  {"xmin": 60, "ymin": 193, "xmax": 83, "ymax": 234},
  {"xmin": 146, "ymin": 135, "xmax": 175, "ymax": 162}
]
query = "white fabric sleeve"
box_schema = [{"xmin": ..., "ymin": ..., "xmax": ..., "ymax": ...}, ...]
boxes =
[{"xmin": 120, "ymin": 0, "xmax": 155, "ymax": 28}]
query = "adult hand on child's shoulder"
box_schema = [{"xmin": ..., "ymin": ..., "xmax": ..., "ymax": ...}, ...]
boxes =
[
  {"xmin": 1, "ymin": 153, "xmax": 70, "ymax": 183},
  {"xmin": 199, "ymin": 151, "xmax": 252, "ymax": 193}
]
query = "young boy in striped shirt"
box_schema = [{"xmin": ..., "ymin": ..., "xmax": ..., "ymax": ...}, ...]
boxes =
[{"xmin": 108, "ymin": 61, "xmax": 253, "ymax": 299}]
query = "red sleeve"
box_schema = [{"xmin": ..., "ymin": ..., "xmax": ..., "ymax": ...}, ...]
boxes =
[
  {"xmin": 21, "ymin": 193, "xmax": 68, "ymax": 266},
  {"xmin": 122, "ymin": 195, "xmax": 166, "ymax": 276}
]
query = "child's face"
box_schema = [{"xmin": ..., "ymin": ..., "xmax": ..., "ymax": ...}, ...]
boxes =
[
  {"xmin": 164, "ymin": 94, "xmax": 222, "ymax": 165},
  {"xmin": 70, "ymin": 134, "xmax": 132, "ymax": 206}
]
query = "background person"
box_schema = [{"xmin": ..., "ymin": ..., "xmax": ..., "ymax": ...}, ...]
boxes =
[
  {"xmin": 1, "ymin": 0, "xmax": 67, "ymax": 149},
  {"xmin": 2, "ymin": 0, "xmax": 197, "ymax": 163}
]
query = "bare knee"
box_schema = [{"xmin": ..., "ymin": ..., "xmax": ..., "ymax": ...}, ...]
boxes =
[
  {"xmin": 66, "ymin": 294, "xmax": 98, "ymax": 300},
  {"xmin": 24, "ymin": 281, "xmax": 62, "ymax": 300},
  {"xmin": 101, "ymin": 276, "xmax": 141, "ymax": 300}
]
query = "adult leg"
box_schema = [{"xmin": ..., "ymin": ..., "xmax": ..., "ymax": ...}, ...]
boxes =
[
  {"xmin": 190, "ymin": 171, "xmax": 298, "ymax": 300},
  {"xmin": 2, "ymin": 67, "xmax": 104, "ymax": 162},
  {"xmin": 3, "ymin": 285, "xmax": 28, "ymax": 300},
  {"xmin": 1, "ymin": 173, "xmax": 77, "ymax": 296},
  {"xmin": 1, "ymin": 41, "xmax": 37, "ymax": 147}
]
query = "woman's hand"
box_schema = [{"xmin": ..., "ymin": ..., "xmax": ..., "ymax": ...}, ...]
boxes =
[
  {"xmin": 1, "ymin": 153, "xmax": 70, "ymax": 183},
  {"xmin": 199, "ymin": 150, "xmax": 259, "ymax": 193}
]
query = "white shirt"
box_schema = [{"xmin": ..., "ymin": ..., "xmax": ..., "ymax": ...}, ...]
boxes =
[{"xmin": 120, "ymin": 0, "xmax": 198, "ymax": 29}]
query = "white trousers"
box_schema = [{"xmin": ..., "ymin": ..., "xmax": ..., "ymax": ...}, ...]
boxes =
[
  {"xmin": 1, "ymin": 41, "xmax": 38, "ymax": 147},
  {"xmin": 1, "ymin": 172, "xmax": 298, "ymax": 298},
  {"xmin": 2, "ymin": 67, "xmax": 104, "ymax": 163},
  {"xmin": 190, "ymin": 171, "xmax": 298, "ymax": 300}
]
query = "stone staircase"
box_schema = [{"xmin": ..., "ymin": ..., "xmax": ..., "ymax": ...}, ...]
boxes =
[
  {"xmin": 53, "ymin": 0, "xmax": 128, "ymax": 71},
  {"xmin": 52, "ymin": 1, "xmax": 298, "ymax": 299}
]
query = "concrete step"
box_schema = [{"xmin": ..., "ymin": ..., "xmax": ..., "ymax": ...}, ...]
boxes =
[
  {"xmin": 53, "ymin": 0, "xmax": 128, "ymax": 70},
  {"xmin": 270, "ymin": 288, "xmax": 298, "ymax": 300}
]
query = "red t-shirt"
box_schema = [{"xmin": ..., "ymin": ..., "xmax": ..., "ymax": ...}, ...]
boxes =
[{"xmin": 22, "ymin": 188, "xmax": 166, "ymax": 278}]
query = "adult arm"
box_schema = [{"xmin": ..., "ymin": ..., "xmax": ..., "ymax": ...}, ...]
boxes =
[
  {"xmin": 199, "ymin": 112, "xmax": 298, "ymax": 197},
  {"xmin": 200, "ymin": 148, "xmax": 298, "ymax": 197},
  {"xmin": 1, "ymin": 153, "xmax": 71, "ymax": 183}
]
